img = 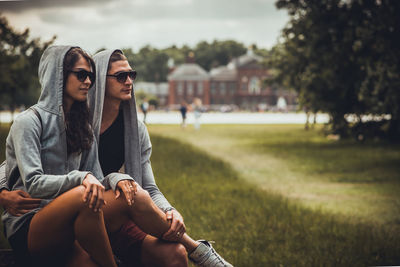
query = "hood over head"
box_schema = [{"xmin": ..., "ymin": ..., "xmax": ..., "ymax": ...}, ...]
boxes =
[
  {"xmin": 37, "ymin": 45, "xmax": 77, "ymax": 115},
  {"xmin": 89, "ymin": 49, "xmax": 142, "ymax": 184}
]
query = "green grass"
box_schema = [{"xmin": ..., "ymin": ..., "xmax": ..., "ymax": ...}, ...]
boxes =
[
  {"xmin": 1, "ymin": 123, "xmax": 400, "ymax": 265},
  {"xmin": 150, "ymin": 134, "xmax": 400, "ymax": 266},
  {"xmin": 148, "ymin": 124, "xmax": 400, "ymax": 227}
]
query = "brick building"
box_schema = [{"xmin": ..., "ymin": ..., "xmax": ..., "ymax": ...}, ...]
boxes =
[
  {"xmin": 167, "ymin": 51, "xmax": 297, "ymax": 110},
  {"xmin": 167, "ymin": 63, "xmax": 210, "ymax": 109}
]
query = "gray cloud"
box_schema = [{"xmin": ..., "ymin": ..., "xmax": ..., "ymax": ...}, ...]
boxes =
[
  {"xmin": 0, "ymin": 0, "xmax": 108, "ymax": 12},
  {"xmin": 96, "ymin": 0, "xmax": 284, "ymax": 21},
  {"xmin": 2, "ymin": 0, "xmax": 288, "ymax": 53}
]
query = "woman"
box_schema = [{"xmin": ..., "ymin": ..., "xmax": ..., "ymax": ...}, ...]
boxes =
[{"xmin": 2, "ymin": 46, "xmax": 122, "ymax": 267}]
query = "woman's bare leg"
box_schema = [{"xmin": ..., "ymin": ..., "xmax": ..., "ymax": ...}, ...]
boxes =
[{"xmin": 28, "ymin": 186, "xmax": 117, "ymax": 267}]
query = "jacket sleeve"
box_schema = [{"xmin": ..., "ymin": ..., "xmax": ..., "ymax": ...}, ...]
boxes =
[
  {"xmin": 105, "ymin": 172, "xmax": 134, "ymax": 192},
  {"xmin": 0, "ymin": 161, "xmax": 8, "ymax": 191},
  {"xmin": 8, "ymin": 113, "xmax": 90, "ymax": 199},
  {"xmin": 140, "ymin": 123, "xmax": 174, "ymax": 212}
]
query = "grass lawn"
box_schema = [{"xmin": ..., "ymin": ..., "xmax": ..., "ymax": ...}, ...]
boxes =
[
  {"xmin": 1, "ymin": 123, "xmax": 400, "ymax": 265},
  {"xmin": 148, "ymin": 124, "xmax": 400, "ymax": 228}
]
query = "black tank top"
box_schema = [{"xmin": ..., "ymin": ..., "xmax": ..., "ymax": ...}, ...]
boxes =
[{"xmin": 98, "ymin": 110, "xmax": 125, "ymax": 176}]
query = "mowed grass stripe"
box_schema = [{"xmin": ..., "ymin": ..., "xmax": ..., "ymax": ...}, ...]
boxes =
[
  {"xmin": 150, "ymin": 134, "xmax": 400, "ymax": 267},
  {"xmin": 149, "ymin": 124, "xmax": 400, "ymax": 227}
]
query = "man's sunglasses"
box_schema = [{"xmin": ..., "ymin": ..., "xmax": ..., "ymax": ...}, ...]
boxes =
[
  {"xmin": 107, "ymin": 70, "xmax": 137, "ymax": 83},
  {"xmin": 69, "ymin": 70, "xmax": 95, "ymax": 85}
]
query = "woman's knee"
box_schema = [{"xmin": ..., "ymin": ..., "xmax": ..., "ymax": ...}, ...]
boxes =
[{"xmin": 65, "ymin": 185, "xmax": 101, "ymax": 216}]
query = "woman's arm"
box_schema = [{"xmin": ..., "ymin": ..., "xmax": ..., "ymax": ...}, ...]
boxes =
[{"xmin": 8, "ymin": 112, "xmax": 90, "ymax": 199}]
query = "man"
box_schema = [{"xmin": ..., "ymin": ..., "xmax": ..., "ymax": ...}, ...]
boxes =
[{"xmin": 90, "ymin": 49, "xmax": 232, "ymax": 267}]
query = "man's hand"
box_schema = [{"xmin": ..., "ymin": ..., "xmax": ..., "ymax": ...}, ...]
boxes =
[
  {"xmin": 0, "ymin": 190, "xmax": 41, "ymax": 216},
  {"xmin": 162, "ymin": 210, "xmax": 186, "ymax": 241},
  {"xmin": 82, "ymin": 173, "xmax": 106, "ymax": 212},
  {"xmin": 115, "ymin": 180, "xmax": 137, "ymax": 206}
]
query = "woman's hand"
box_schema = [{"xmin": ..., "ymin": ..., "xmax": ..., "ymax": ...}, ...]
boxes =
[
  {"xmin": 82, "ymin": 173, "xmax": 106, "ymax": 212},
  {"xmin": 162, "ymin": 210, "xmax": 186, "ymax": 241},
  {"xmin": 115, "ymin": 180, "xmax": 137, "ymax": 206}
]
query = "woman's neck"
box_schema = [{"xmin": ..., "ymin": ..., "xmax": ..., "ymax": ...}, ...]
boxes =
[{"xmin": 100, "ymin": 97, "xmax": 121, "ymax": 134}]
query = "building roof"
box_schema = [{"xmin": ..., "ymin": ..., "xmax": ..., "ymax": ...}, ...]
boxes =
[
  {"xmin": 168, "ymin": 63, "xmax": 210, "ymax": 81},
  {"xmin": 227, "ymin": 51, "xmax": 263, "ymax": 69},
  {"xmin": 210, "ymin": 66, "xmax": 237, "ymax": 81}
]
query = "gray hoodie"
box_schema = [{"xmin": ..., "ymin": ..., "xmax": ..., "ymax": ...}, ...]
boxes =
[
  {"xmin": 1, "ymin": 46, "xmax": 122, "ymax": 239},
  {"xmin": 89, "ymin": 49, "xmax": 173, "ymax": 212}
]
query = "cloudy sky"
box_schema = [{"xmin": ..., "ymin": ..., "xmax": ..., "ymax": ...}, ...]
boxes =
[{"xmin": 1, "ymin": 0, "xmax": 290, "ymax": 54}]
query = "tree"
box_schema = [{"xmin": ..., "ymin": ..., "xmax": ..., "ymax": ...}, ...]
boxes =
[
  {"xmin": 0, "ymin": 15, "xmax": 55, "ymax": 116},
  {"xmin": 194, "ymin": 40, "xmax": 247, "ymax": 71},
  {"xmin": 271, "ymin": 0, "xmax": 400, "ymax": 141}
]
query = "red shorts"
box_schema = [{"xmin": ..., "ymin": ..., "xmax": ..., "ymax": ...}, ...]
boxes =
[{"xmin": 109, "ymin": 221, "xmax": 147, "ymax": 267}]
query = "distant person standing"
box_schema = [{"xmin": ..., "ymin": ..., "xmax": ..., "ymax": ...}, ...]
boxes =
[
  {"xmin": 192, "ymin": 98, "xmax": 202, "ymax": 130},
  {"xmin": 179, "ymin": 100, "xmax": 188, "ymax": 128},
  {"xmin": 140, "ymin": 98, "xmax": 149, "ymax": 124}
]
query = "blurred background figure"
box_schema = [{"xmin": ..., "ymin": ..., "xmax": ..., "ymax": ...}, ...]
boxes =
[
  {"xmin": 140, "ymin": 98, "xmax": 149, "ymax": 124},
  {"xmin": 179, "ymin": 100, "xmax": 188, "ymax": 129},
  {"xmin": 192, "ymin": 98, "xmax": 202, "ymax": 130}
]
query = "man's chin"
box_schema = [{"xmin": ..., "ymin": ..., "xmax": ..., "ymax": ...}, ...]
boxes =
[{"xmin": 121, "ymin": 94, "xmax": 132, "ymax": 101}]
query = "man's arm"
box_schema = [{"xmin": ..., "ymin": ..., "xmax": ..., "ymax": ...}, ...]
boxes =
[
  {"xmin": 138, "ymin": 123, "xmax": 187, "ymax": 241},
  {"xmin": 0, "ymin": 161, "xmax": 41, "ymax": 216}
]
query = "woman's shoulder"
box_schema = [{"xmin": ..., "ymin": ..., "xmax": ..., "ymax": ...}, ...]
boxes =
[{"xmin": 12, "ymin": 108, "xmax": 41, "ymax": 129}]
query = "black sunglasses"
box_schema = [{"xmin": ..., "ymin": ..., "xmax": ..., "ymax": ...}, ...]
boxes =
[
  {"xmin": 107, "ymin": 70, "xmax": 137, "ymax": 83},
  {"xmin": 69, "ymin": 69, "xmax": 95, "ymax": 85}
]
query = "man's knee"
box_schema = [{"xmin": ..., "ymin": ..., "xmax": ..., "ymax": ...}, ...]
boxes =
[
  {"xmin": 163, "ymin": 243, "xmax": 188, "ymax": 267},
  {"xmin": 132, "ymin": 186, "xmax": 152, "ymax": 212}
]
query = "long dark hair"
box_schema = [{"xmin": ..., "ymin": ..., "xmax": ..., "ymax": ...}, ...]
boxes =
[{"xmin": 63, "ymin": 47, "xmax": 95, "ymax": 154}]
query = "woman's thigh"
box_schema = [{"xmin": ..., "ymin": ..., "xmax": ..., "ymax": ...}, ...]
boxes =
[{"xmin": 28, "ymin": 185, "xmax": 91, "ymax": 258}]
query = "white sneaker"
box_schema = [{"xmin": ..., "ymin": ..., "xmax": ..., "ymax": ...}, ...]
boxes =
[{"xmin": 189, "ymin": 240, "xmax": 233, "ymax": 267}]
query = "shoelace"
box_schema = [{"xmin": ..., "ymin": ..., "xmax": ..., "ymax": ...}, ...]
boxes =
[{"xmin": 204, "ymin": 245, "xmax": 228, "ymax": 266}]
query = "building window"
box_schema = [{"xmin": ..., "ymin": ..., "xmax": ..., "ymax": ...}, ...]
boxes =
[
  {"xmin": 187, "ymin": 82, "xmax": 194, "ymax": 95},
  {"xmin": 229, "ymin": 83, "xmax": 235, "ymax": 95},
  {"xmin": 219, "ymin": 83, "xmax": 226, "ymax": 95},
  {"xmin": 211, "ymin": 82, "xmax": 217, "ymax": 95},
  {"xmin": 197, "ymin": 81, "xmax": 203, "ymax": 95},
  {"xmin": 177, "ymin": 81, "xmax": 183, "ymax": 96},
  {"xmin": 241, "ymin": 82, "xmax": 247, "ymax": 91},
  {"xmin": 249, "ymin": 76, "xmax": 261, "ymax": 94}
]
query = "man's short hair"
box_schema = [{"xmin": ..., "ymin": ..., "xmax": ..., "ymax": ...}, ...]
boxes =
[{"xmin": 108, "ymin": 50, "xmax": 127, "ymax": 71}]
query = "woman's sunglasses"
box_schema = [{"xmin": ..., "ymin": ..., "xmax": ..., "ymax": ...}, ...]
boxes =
[
  {"xmin": 107, "ymin": 70, "xmax": 137, "ymax": 83},
  {"xmin": 69, "ymin": 70, "xmax": 95, "ymax": 85}
]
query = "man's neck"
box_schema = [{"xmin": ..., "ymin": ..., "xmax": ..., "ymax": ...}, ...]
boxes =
[{"xmin": 101, "ymin": 97, "xmax": 121, "ymax": 134}]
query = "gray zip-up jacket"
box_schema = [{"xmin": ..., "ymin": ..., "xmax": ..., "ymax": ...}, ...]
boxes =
[
  {"xmin": 1, "ymin": 45, "xmax": 127, "ymax": 239},
  {"xmin": 89, "ymin": 49, "xmax": 173, "ymax": 212}
]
